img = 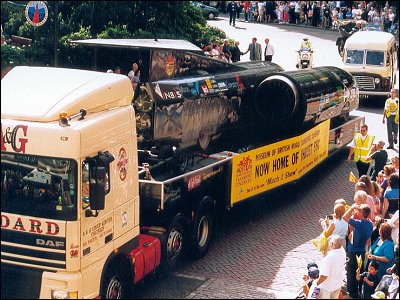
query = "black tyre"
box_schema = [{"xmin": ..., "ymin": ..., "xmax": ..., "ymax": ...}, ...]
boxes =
[
  {"xmin": 164, "ymin": 215, "xmax": 187, "ymax": 269},
  {"xmin": 208, "ymin": 13, "xmax": 215, "ymax": 20},
  {"xmin": 101, "ymin": 267, "xmax": 130, "ymax": 299},
  {"xmin": 192, "ymin": 205, "xmax": 215, "ymax": 259}
]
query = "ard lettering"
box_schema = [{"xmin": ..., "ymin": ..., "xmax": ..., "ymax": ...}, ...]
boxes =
[{"xmin": 1, "ymin": 214, "xmax": 60, "ymax": 235}]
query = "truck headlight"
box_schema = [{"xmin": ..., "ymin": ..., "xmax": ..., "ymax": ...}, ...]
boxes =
[
  {"xmin": 374, "ymin": 78, "xmax": 380, "ymax": 84},
  {"xmin": 51, "ymin": 290, "xmax": 78, "ymax": 299}
]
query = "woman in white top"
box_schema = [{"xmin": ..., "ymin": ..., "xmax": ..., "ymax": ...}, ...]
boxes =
[{"xmin": 320, "ymin": 203, "xmax": 349, "ymax": 251}]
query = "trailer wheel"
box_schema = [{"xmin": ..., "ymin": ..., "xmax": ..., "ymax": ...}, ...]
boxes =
[
  {"xmin": 165, "ymin": 215, "xmax": 187, "ymax": 269},
  {"xmin": 101, "ymin": 267, "xmax": 130, "ymax": 299},
  {"xmin": 192, "ymin": 205, "xmax": 215, "ymax": 259}
]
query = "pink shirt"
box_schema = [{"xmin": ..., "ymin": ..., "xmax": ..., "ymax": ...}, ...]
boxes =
[{"xmin": 366, "ymin": 195, "xmax": 376, "ymax": 222}]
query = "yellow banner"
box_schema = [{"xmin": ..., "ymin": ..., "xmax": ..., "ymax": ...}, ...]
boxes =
[{"xmin": 231, "ymin": 120, "xmax": 330, "ymax": 204}]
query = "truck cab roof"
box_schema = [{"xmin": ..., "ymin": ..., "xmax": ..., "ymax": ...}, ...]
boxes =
[{"xmin": 1, "ymin": 66, "xmax": 133, "ymax": 122}]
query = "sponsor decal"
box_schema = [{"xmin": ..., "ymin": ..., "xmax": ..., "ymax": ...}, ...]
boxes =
[
  {"xmin": 162, "ymin": 90, "xmax": 182, "ymax": 99},
  {"xmin": 187, "ymin": 174, "xmax": 201, "ymax": 191},
  {"xmin": 1, "ymin": 124, "xmax": 28, "ymax": 153},
  {"xmin": 191, "ymin": 88, "xmax": 198, "ymax": 96},
  {"xmin": 116, "ymin": 147, "xmax": 128, "ymax": 182},
  {"xmin": 205, "ymin": 79, "xmax": 213, "ymax": 89},
  {"xmin": 235, "ymin": 74, "xmax": 245, "ymax": 89},
  {"xmin": 121, "ymin": 211, "xmax": 128, "ymax": 227},
  {"xmin": 201, "ymin": 85, "xmax": 209, "ymax": 95},
  {"xmin": 218, "ymin": 82, "xmax": 228, "ymax": 91},
  {"xmin": 25, "ymin": 1, "xmax": 48, "ymax": 27},
  {"xmin": 165, "ymin": 55, "xmax": 176, "ymax": 77}
]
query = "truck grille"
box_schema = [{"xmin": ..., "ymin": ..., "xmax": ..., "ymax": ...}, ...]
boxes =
[
  {"xmin": 1, "ymin": 230, "xmax": 66, "ymax": 270},
  {"xmin": 1, "ymin": 264, "xmax": 43, "ymax": 299},
  {"xmin": 353, "ymin": 76, "xmax": 375, "ymax": 90}
]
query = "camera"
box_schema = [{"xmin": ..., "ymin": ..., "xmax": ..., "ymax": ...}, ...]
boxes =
[{"xmin": 326, "ymin": 214, "xmax": 334, "ymax": 220}]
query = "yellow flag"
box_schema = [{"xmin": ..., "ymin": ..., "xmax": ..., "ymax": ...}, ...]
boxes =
[
  {"xmin": 349, "ymin": 171, "xmax": 358, "ymax": 183},
  {"xmin": 356, "ymin": 255, "xmax": 363, "ymax": 269}
]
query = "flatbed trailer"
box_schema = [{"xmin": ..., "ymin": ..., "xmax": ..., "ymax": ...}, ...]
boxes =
[{"xmin": 138, "ymin": 115, "xmax": 365, "ymax": 267}]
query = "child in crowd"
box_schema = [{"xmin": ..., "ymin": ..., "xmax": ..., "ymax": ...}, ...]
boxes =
[
  {"xmin": 356, "ymin": 260, "xmax": 380, "ymax": 299},
  {"xmin": 301, "ymin": 262, "xmax": 320, "ymax": 299}
]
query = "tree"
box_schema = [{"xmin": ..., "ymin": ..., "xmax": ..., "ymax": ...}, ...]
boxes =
[{"xmin": 1, "ymin": 1, "xmax": 226, "ymax": 70}]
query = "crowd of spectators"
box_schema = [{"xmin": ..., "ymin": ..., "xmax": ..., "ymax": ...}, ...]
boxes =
[
  {"xmin": 217, "ymin": 1, "xmax": 398, "ymax": 32},
  {"xmin": 303, "ymin": 152, "xmax": 399, "ymax": 299}
]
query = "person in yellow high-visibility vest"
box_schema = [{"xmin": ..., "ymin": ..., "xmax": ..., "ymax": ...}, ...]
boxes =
[
  {"xmin": 347, "ymin": 124, "xmax": 375, "ymax": 177},
  {"xmin": 383, "ymin": 88, "xmax": 399, "ymax": 149}
]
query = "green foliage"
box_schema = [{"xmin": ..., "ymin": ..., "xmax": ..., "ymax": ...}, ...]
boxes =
[
  {"xmin": 1, "ymin": 44, "xmax": 29, "ymax": 69},
  {"xmin": 1, "ymin": 1, "xmax": 226, "ymax": 69}
]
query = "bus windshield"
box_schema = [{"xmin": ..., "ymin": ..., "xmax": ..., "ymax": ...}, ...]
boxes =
[
  {"xmin": 1, "ymin": 153, "xmax": 78, "ymax": 221},
  {"xmin": 345, "ymin": 49, "xmax": 364, "ymax": 65},
  {"xmin": 366, "ymin": 50, "xmax": 384, "ymax": 66}
]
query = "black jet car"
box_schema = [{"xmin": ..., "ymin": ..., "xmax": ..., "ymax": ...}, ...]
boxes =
[{"xmin": 71, "ymin": 39, "xmax": 359, "ymax": 156}]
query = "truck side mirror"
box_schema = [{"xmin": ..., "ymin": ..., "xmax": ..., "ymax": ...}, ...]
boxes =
[{"xmin": 89, "ymin": 166, "xmax": 106, "ymax": 211}]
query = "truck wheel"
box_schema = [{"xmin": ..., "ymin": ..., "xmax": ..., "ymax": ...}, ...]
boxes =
[
  {"xmin": 101, "ymin": 267, "xmax": 130, "ymax": 299},
  {"xmin": 192, "ymin": 205, "xmax": 215, "ymax": 258},
  {"xmin": 165, "ymin": 216, "xmax": 187, "ymax": 269}
]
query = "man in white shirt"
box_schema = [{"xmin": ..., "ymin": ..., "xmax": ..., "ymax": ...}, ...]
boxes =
[
  {"xmin": 264, "ymin": 38, "xmax": 275, "ymax": 62},
  {"xmin": 315, "ymin": 235, "xmax": 346, "ymax": 299}
]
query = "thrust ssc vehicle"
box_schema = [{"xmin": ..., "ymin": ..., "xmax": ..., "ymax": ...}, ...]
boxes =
[{"xmin": 71, "ymin": 39, "xmax": 359, "ymax": 152}]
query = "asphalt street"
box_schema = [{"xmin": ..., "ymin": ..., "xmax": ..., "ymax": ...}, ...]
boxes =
[{"xmin": 133, "ymin": 15, "xmax": 399, "ymax": 299}]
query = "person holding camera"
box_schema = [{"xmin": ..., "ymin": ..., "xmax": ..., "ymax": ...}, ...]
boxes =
[{"xmin": 319, "ymin": 203, "xmax": 348, "ymax": 251}]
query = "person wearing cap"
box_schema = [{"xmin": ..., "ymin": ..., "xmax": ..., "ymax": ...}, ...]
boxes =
[
  {"xmin": 314, "ymin": 235, "xmax": 346, "ymax": 299},
  {"xmin": 347, "ymin": 124, "xmax": 375, "ymax": 177},
  {"xmin": 367, "ymin": 141, "xmax": 388, "ymax": 181},
  {"xmin": 301, "ymin": 263, "xmax": 320, "ymax": 297},
  {"xmin": 383, "ymin": 89, "xmax": 399, "ymax": 150}
]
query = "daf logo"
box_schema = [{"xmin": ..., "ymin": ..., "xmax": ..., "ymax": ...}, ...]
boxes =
[{"xmin": 36, "ymin": 238, "xmax": 65, "ymax": 248}]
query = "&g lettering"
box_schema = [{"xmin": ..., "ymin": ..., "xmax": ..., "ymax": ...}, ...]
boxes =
[{"xmin": 1, "ymin": 124, "xmax": 29, "ymax": 153}]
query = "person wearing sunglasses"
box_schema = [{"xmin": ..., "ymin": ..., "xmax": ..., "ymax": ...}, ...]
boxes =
[{"xmin": 347, "ymin": 124, "xmax": 375, "ymax": 177}]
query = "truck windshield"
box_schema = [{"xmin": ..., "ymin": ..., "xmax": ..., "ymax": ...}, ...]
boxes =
[
  {"xmin": 345, "ymin": 49, "xmax": 364, "ymax": 65},
  {"xmin": 1, "ymin": 152, "xmax": 78, "ymax": 221},
  {"xmin": 365, "ymin": 50, "xmax": 384, "ymax": 66}
]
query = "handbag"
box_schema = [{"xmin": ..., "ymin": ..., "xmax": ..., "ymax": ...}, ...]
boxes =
[{"xmin": 312, "ymin": 230, "xmax": 328, "ymax": 253}]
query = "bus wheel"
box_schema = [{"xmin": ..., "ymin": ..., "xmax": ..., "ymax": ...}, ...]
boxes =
[
  {"xmin": 192, "ymin": 204, "xmax": 215, "ymax": 258},
  {"xmin": 165, "ymin": 215, "xmax": 187, "ymax": 269}
]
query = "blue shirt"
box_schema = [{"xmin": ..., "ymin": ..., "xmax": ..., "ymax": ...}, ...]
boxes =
[
  {"xmin": 359, "ymin": 272, "xmax": 379, "ymax": 299},
  {"xmin": 383, "ymin": 187, "xmax": 399, "ymax": 218},
  {"xmin": 370, "ymin": 237, "xmax": 395, "ymax": 280},
  {"xmin": 348, "ymin": 218, "xmax": 373, "ymax": 253}
]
